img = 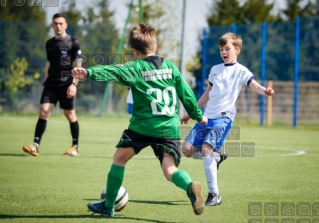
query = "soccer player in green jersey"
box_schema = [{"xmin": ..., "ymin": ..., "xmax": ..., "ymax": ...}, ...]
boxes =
[{"xmin": 72, "ymin": 24, "xmax": 208, "ymax": 217}]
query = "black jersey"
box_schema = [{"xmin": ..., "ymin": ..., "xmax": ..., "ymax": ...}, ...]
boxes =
[{"xmin": 44, "ymin": 35, "xmax": 80, "ymax": 87}]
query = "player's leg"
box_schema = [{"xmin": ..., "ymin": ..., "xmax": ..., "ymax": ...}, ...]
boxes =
[
  {"xmin": 59, "ymin": 91, "xmax": 79, "ymax": 156},
  {"xmin": 201, "ymin": 142, "xmax": 221, "ymax": 206},
  {"xmin": 87, "ymin": 129, "xmax": 149, "ymax": 217},
  {"xmin": 182, "ymin": 141, "xmax": 198, "ymax": 158},
  {"xmin": 22, "ymin": 87, "xmax": 56, "ymax": 156},
  {"xmin": 202, "ymin": 117, "xmax": 233, "ymax": 206},
  {"xmin": 153, "ymin": 139, "xmax": 204, "ymax": 215},
  {"xmin": 87, "ymin": 147, "xmax": 135, "ymax": 217},
  {"xmin": 63, "ymin": 109, "xmax": 79, "ymax": 156},
  {"xmin": 182, "ymin": 123, "xmax": 207, "ymax": 159}
]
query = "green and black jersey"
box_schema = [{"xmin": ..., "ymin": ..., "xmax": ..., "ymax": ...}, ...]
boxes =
[{"xmin": 87, "ymin": 56, "xmax": 202, "ymax": 139}]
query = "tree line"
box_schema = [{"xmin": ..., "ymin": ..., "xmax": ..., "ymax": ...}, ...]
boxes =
[
  {"xmin": 190, "ymin": 0, "xmax": 319, "ymax": 90},
  {"xmin": 0, "ymin": 0, "xmax": 318, "ymax": 111}
]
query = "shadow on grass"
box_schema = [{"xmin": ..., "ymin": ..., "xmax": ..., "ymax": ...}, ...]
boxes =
[
  {"xmin": 83, "ymin": 199, "xmax": 187, "ymax": 206},
  {"xmin": 129, "ymin": 199, "xmax": 187, "ymax": 206},
  {"xmin": 0, "ymin": 153, "xmax": 113, "ymax": 159},
  {"xmin": 0, "ymin": 153, "xmax": 27, "ymax": 157},
  {"xmin": 0, "ymin": 214, "xmax": 182, "ymax": 223},
  {"xmin": 0, "ymin": 154, "xmax": 158, "ymax": 160}
]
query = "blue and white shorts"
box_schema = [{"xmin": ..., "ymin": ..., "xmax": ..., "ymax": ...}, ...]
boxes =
[{"xmin": 185, "ymin": 116, "xmax": 233, "ymax": 152}]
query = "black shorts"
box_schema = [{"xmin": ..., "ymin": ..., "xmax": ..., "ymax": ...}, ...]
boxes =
[
  {"xmin": 116, "ymin": 129, "xmax": 181, "ymax": 167},
  {"xmin": 40, "ymin": 86, "xmax": 75, "ymax": 110}
]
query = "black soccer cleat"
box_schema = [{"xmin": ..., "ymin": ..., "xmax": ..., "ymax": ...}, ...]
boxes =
[
  {"xmin": 217, "ymin": 152, "xmax": 228, "ymax": 170},
  {"xmin": 205, "ymin": 193, "xmax": 222, "ymax": 206}
]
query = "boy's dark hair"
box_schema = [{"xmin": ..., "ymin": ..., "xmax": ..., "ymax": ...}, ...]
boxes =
[
  {"xmin": 128, "ymin": 24, "xmax": 157, "ymax": 55},
  {"xmin": 52, "ymin": 13, "xmax": 67, "ymax": 22}
]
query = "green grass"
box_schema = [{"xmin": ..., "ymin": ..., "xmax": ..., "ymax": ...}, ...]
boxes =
[{"xmin": 0, "ymin": 115, "xmax": 319, "ymax": 223}]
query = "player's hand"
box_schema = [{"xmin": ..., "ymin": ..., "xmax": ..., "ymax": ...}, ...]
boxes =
[
  {"xmin": 67, "ymin": 84, "xmax": 77, "ymax": 98},
  {"xmin": 199, "ymin": 116, "xmax": 208, "ymax": 125},
  {"xmin": 72, "ymin": 68, "xmax": 88, "ymax": 80},
  {"xmin": 180, "ymin": 114, "xmax": 191, "ymax": 125},
  {"xmin": 265, "ymin": 87, "xmax": 274, "ymax": 96}
]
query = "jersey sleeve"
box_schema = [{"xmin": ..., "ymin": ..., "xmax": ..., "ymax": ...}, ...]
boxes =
[
  {"xmin": 72, "ymin": 39, "xmax": 81, "ymax": 60},
  {"xmin": 207, "ymin": 66, "xmax": 215, "ymax": 84},
  {"xmin": 241, "ymin": 66, "xmax": 254, "ymax": 85},
  {"xmin": 173, "ymin": 65, "xmax": 203, "ymax": 122},
  {"xmin": 87, "ymin": 63, "xmax": 136, "ymax": 86}
]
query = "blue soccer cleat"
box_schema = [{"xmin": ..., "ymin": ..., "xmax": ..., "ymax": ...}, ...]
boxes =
[{"xmin": 87, "ymin": 201, "xmax": 115, "ymax": 217}]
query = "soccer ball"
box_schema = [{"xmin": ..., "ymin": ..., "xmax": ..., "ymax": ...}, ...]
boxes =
[{"xmin": 100, "ymin": 186, "xmax": 129, "ymax": 212}]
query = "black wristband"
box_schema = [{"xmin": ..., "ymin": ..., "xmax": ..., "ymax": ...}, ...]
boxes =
[{"xmin": 72, "ymin": 83, "xmax": 77, "ymax": 87}]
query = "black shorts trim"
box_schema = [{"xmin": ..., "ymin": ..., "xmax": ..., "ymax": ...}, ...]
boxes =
[{"xmin": 116, "ymin": 129, "xmax": 181, "ymax": 167}]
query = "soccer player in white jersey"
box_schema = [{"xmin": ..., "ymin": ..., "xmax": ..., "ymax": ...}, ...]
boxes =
[{"xmin": 181, "ymin": 32, "xmax": 275, "ymax": 206}]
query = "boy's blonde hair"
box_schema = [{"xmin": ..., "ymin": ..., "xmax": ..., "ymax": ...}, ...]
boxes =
[
  {"xmin": 128, "ymin": 24, "xmax": 157, "ymax": 55},
  {"xmin": 218, "ymin": 32, "xmax": 242, "ymax": 50}
]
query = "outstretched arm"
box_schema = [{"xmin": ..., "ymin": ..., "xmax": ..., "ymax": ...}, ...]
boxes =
[
  {"xmin": 72, "ymin": 64, "xmax": 134, "ymax": 86},
  {"xmin": 180, "ymin": 84, "xmax": 211, "ymax": 125},
  {"xmin": 71, "ymin": 67, "xmax": 88, "ymax": 80},
  {"xmin": 174, "ymin": 71, "xmax": 206, "ymax": 124},
  {"xmin": 45, "ymin": 61, "xmax": 50, "ymax": 80},
  {"xmin": 249, "ymin": 80, "xmax": 274, "ymax": 96},
  {"xmin": 197, "ymin": 83, "xmax": 211, "ymax": 107}
]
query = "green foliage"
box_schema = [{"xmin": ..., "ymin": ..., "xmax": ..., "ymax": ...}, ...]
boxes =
[
  {"xmin": 5, "ymin": 58, "xmax": 40, "ymax": 92},
  {"xmin": 240, "ymin": 0, "xmax": 279, "ymax": 23},
  {"xmin": 207, "ymin": 0, "xmax": 242, "ymax": 26},
  {"xmin": 191, "ymin": 0, "xmax": 319, "ymax": 87},
  {"xmin": 0, "ymin": 1, "xmax": 46, "ymax": 22},
  {"xmin": 129, "ymin": 0, "xmax": 182, "ymax": 63},
  {"xmin": 59, "ymin": 0, "xmax": 122, "ymax": 105},
  {"xmin": 61, "ymin": 0, "xmax": 82, "ymax": 25},
  {"xmin": 207, "ymin": 0, "xmax": 278, "ymax": 26},
  {"xmin": 282, "ymin": 0, "xmax": 318, "ymax": 20},
  {"xmin": 0, "ymin": 0, "xmax": 48, "ymax": 98}
]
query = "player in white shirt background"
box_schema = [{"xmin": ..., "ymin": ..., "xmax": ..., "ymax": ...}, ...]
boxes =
[
  {"xmin": 126, "ymin": 88, "xmax": 133, "ymax": 115},
  {"xmin": 180, "ymin": 32, "xmax": 275, "ymax": 206}
]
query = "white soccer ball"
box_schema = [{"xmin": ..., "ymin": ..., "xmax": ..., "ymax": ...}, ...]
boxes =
[{"xmin": 100, "ymin": 186, "xmax": 129, "ymax": 212}]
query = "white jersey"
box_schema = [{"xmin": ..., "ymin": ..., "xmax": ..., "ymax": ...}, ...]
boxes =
[
  {"xmin": 204, "ymin": 63, "xmax": 254, "ymax": 121},
  {"xmin": 126, "ymin": 88, "xmax": 133, "ymax": 104}
]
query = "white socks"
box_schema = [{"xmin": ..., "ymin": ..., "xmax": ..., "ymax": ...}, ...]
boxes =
[
  {"xmin": 192, "ymin": 151, "xmax": 221, "ymax": 163},
  {"xmin": 192, "ymin": 151, "xmax": 203, "ymax": 159},
  {"xmin": 202, "ymin": 156, "xmax": 219, "ymax": 195}
]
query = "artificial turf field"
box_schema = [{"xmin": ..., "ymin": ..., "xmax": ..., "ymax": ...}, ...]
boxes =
[{"xmin": 0, "ymin": 115, "xmax": 318, "ymax": 223}]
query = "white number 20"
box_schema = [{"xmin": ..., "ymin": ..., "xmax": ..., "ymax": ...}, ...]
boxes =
[{"xmin": 147, "ymin": 87, "xmax": 177, "ymax": 115}]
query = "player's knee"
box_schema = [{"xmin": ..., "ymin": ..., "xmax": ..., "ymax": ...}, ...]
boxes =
[
  {"xmin": 181, "ymin": 143, "xmax": 192, "ymax": 158},
  {"xmin": 113, "ymin": 156, "xmax": 128, "ymax": 167},
  {"xmin": 163, "ymin": 171, "xmax": 173, "ymax": 182},
  {"xmin": 113, "ymin": 148, "xmax": 134, "ymax": 166},
  {"xmin": 202, "ymin": 143, "xmax": 214, "ymax": 156},
  {"xmin": 64, "ymin": 110, "xmax": 76, "ymax": 122},
  {"xmin": 161, "ymin": 163, "xmax": 177, "ymax": 182},
  {"xmin": 39, "ymin": 110, "xmax": 50, "ymax": 119},
  {"xmin": 164, "ymin": 173, "xmax": 171, "ymax": 181}
]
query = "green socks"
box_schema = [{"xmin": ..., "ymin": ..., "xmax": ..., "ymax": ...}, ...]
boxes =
[
  {"xmin": 104, "ymin": 164, "xmax": 125, "ymax": 208},
  {"xmin": 103, "ymin": 167, "xmax": 191, "ymax": 208},
  {"xmin": 171, "ymin": 170, "xmax": 192, "ymax": 192}
]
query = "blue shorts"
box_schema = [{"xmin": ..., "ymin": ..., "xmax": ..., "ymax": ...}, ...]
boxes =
[
  {"xmin": 127, "ymin": 103, "xmax": 133, "ymax": 114},
  {"xmin": 185, "ymin": 116, "xmax": 233, "ymax": 152}
]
